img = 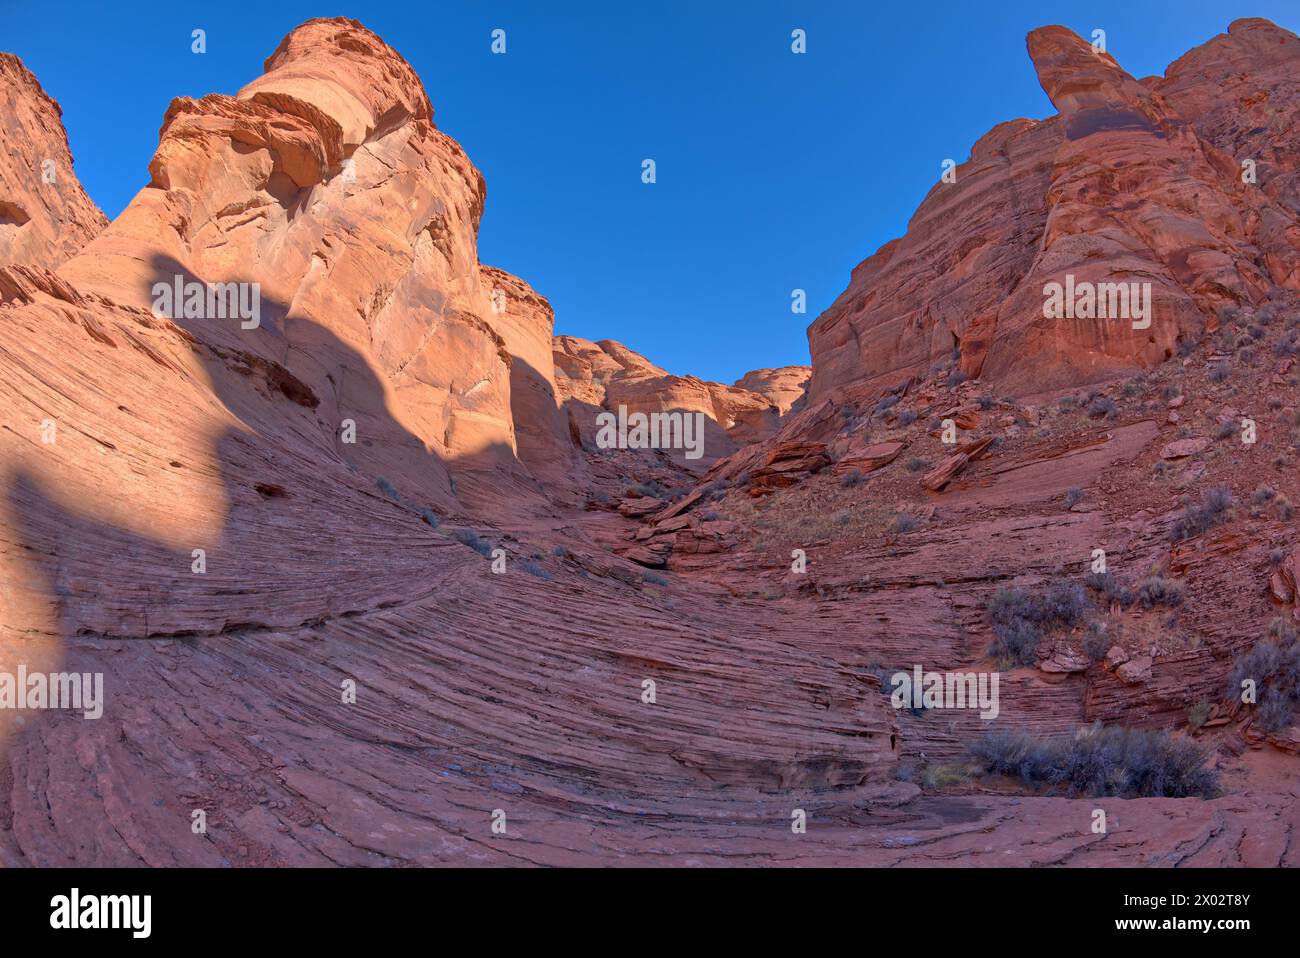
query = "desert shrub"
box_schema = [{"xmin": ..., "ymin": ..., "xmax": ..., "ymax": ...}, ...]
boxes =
[
  {"xmin": 1084, "ymin": 571, "xmax": 1135, "ymax": 607},
  {"xmin": 1216, "ymin": 420, "xmax": 1237, "ymax": 440},
  {"xmin": 897, "ymin": 408, "xmax": 918, "ymax": 426},
  {"xmin": 1083, "ymin": 622, "xmax": 1112, "ymax": 662},
  {"xmin": 376, "ymin": 477, "xmax": 401, "ymax": 502},
  {"xmin": 976, "ymin": 395, "xmax": 994, "ymax": 410},
  {"xmin": 1135, "ymin": 575, "xmax": 1184, "ymax": 609},
  {"xmin": 551, "ymin": 545, "xmax": 569, "ymax": 557},
  {"xmin": 1058, "ymin": 395, "xmax": 1078, "ymax": 412},
  {"xmin": 921, "ymin": 764, "xmax": 971, "ymax": 789},
  {"xmin": 642, "ymin": 571, "xmax": 669, "ymax": 587},
  {"xmin": 841, "ymin": 468, "xmax": 864, "ymax": 488},
  {"xmin": 1228, "ymin": 632, "xmax": 1300, "ymax": 732},
  {"xmin": 516, "ymin": 559, "xmax": 551, "ymax": 580},
  {"xmin": 875, "ymin": 395, "xmax": 900, "ymax": 415},
  {"xmin": 971, "ymin": 724, "xmax": 1219, "ymax": 798},
  {"xmin": 630, "ymin": 480, "xmax": 668, "ymax": 498},
  {"xmin": 452, "ymin": 528, "xmax": 493, "ymax": 557},
  {"xmin": 1086, "ymin": 394, "xmax": 1118, "ymax": 419},
  {"xmin": 1274, "ymin": 494, "xmax": 1295, "ymax": 521},
  {"xmin": 1269, "ymin": 616, "xmax": 1298, "ymax": 642},
  {"xmin": 891, "ymin": 513, "xmax": 922, "ymax": 534},
  {"xmin": 904, "ymin": 457, "xmax": 930, "ymax": 472},
  {"xmin": 697, "ymin": 479, "xmax": 727, "ymax": 502},
  {"xmin": 419, "ymin": 507, "xmax": 440, "ymax": 529},
  {"xmin": 1252, "ymin": 485, "xmax": 1277, "ymax": 506},
  {"xmin": 1063, "ymin": 486, "xmax": 1084, "ymax": 509},
  {"xmin": 946, "ymin": 368, "xmax": 969, "ymax": 388},
  {"xmin": 1187, "ymin": 699, "xmax": 1212, "ymax": 729},
  {"xmin": 987, "ymin": 583, "xmax": 1091, "ymax": 667},
  {"xmin": 1208, "ymin": 360, "xmax": 1231, "ymax": 383},
  {"xmin": 893, "ymin": 762, "xmax": 920, "ymax": 783},
  {"xmin": 1168, "ymin": 486, "xmax": 1233, "ymax": 542}
]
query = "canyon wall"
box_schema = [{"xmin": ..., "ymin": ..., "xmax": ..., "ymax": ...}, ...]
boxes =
[
  {"xmin": 0, "ymin": 53, "xmax": 106, "ymax": 267},
  {"xmin": 808, "ymin": 19, "xmax": 1300, "ymax": 400}
]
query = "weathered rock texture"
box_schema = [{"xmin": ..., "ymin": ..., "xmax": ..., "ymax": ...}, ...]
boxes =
[
  {"xmin": 734, "ymin": 365, "xmax": 811, "ymax": 415},
  {"xmin": 552, "ymin": 335, "xmax": 784, "ymax": 463},
  {"xmin": 808, "ymin": 19, "xmax": 1300, "ymax": 400},
  {"xmin": 2, "ymin": 17, "xmax": 1298, "ymax": 869},
  {"xmin": 0, "ymin": 53, "xmax": 107, "ymax": 267}
]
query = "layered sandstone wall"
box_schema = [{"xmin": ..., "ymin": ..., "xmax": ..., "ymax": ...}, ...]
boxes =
[
  {"xmin": 808, "ymin": 19, "xmax": 1300, "ymax": 400},
  {"xmin": 552, "ymin": 335, "xmax": 787, "ymax": 463},
  {"xmin": 0, "ymin": 53, "xmax": 107, "ymax": 267}
]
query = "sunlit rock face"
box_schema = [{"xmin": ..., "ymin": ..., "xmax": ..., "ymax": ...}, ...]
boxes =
[
  {"xmin": 0, "ymin": 53, "xmax": 107, "ymax": 267},
  {"xmin": 552, "ymin": 335, "xmax": 787, "ymax": 467},
  {"xmin": 2, "ymin": 17, "xmax": 1298, "ymax": 869},
  {"xmin": 808, "ymin": 19, "xmax": 1300, "ymax": 401}
]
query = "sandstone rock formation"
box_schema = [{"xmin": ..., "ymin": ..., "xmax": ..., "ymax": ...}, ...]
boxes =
[
  {"xmin": 734, "ymin": 365, "xmax": 810, "ymax": 415},
  {"xmin": 478, "ymin": 266, "xmax": 580, "ymax": 496},
  {"xmin": 1, "ymin": 17, "xmax": 1298, "ymax": 871},
  {"xmin": 552, "ymin": 335, "xmax": 784, "ymax": 464},
  {"xmin": 0, "ymin": 17, "xmax": 908, "ymax": 868},
  {"xmin": 49, "ymin": 17, "xmax": 588, "ymax": 517},
  {"xmin": 808, "ymin": 18, "xmax": 1300, "ymax": 401},
  {"xmin": 0, "ymin": 53, "xmax": 107, "ymax": 267}
]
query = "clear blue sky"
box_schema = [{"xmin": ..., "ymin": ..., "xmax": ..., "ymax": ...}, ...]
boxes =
[{"xmin": 3, "ymin": 1, "xmax": 1297, "ymax": 382}]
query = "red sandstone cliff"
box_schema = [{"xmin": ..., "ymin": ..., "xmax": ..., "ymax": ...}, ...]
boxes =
[
  {"xmin": 552, "ymin": 335, "xmax": 787, "ymax": 464},
  {"xmin": 808, "ymin": 18, "xmax": 1300, "ymax": 400},
  {"xmin": 1, "ymin": 17, "xmax": 1298, "ymax": 870},
  {"xmin": 0, "ymin": 53, "xmax": 107, "ymax": 266}
]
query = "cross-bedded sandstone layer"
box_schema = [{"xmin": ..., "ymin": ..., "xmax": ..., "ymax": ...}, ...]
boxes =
[{"xmin": 1, "ymin": 17, "xmax": 1298, "ymax": 867}]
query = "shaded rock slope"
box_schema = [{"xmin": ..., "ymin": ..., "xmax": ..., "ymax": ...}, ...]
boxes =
[{"xmin": 1, "ymin": 18, "xmax": 1298, "ymax": 867}]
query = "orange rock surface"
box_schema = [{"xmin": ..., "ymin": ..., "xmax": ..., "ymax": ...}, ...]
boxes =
[
  {"xmin": 809, "ymin": 19, "xmax": 1300, "ymax": 401},
  {"xmin": 1, "ymin": 17, "xmax": 1298, "ymax": 869}
]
